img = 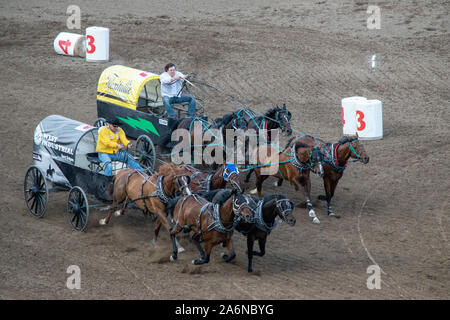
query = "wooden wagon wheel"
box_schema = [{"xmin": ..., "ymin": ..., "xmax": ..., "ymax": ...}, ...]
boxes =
[
  {"xmin": 67, "ymin": 186, "xmax": 89, "ymax": 232},
  {"xmin": 24, "ymin": 166, "xmax": 49, "ymax": 218}
]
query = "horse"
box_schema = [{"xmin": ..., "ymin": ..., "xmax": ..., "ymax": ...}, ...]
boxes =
[
  {"xmin": 161, "ymin": 162, "xmax": 242, "ymax": 192},
  {"xmin": 287, "ymin": 133, "xmax": 369, "ymax": 218},
  {"xmin": 220, "ymin": 105, "xmax": 293, "ymax": 167},
  {"xmin": 202, "ymin": 192, "xmax": 296, "ymax": 272},
  {"xmin": 173, "ymin": 117, "xmax": 224, "ymax": 166},
  {"xmin": 168, "ymin": 189, "xmax": 254, "ymax": 264},
  {"xmin": 99, "ymin": 168, "xmax": 190, "ymax": 259},
  {"xmin": 221, "ymin": 104, "xmax": 293, "ymax": 140},
  {"xmin": 244, "ymin": 141, "xmax": 324, "ymax": 223},
  {"xmin": 151, "ymin": 162, "xmax": 242, "ymax": 243},
  {"xmin": 236, "ymin": 194, "xmax": 296, "ymax": 272}
]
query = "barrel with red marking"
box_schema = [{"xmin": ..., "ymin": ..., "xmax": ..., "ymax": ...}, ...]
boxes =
[
  {"xmin": 85, "ymin": 26, "xmax": 109, "ymax": 62},
  {"xmin": 53, "ymin": 32, "xmax": 85, "ymax": 57}
]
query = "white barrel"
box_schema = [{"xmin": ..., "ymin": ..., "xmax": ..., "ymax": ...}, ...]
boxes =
[
  {"xmin": 355, "ymin": 99, "xmax": 383, "ymax": 140},
  {"xmin": 341, "ymin": 96, "xmax": 367, "ymax": 135},
  {"xmin": 85, "ymin": 26, "xmax": 109, "ymax": 62},
  {"xmin": 53, "ymin": 32, "xmax": 85, "ymax": 57}
]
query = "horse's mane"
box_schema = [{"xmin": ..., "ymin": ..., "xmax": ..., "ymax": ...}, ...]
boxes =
[
  {"xmin": 211, "ymin": 189, "xmax": 235, "ymax": 206},
  {"xmin": 264, "ymin": 106, "xmax": 281, "ymax": 118},
  {"xmin": 293, "ymin": 141, "xmax": 309, "ymax": 152},
  {"xmin": 283, "ymin": 136, "xmax": 297, "ymax": 151},
  {"xmin": 158, "ymin": 163, "xmax": 180, "ymax": 176},
  {"xmin": 263, "ymin": 194, "xmax": 287, "ymax": 204},
  {"xmin": 195, "ymin": 189, "xmax": 222, "ymax": 202}
]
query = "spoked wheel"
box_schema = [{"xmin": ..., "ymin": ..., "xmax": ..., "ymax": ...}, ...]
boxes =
[
  {"xmin": 67, "ymin": 186, "xmax": 89, "ymax": 232},
  {"xmin": 135, "ymin": 135, "xmax": 156, "ymax": 174},
  {"xmin": 93, "ymin": 117, "xmax": 108, "ymax": 128},
  {"xmin": 24, "ymin": 166, "xmax": 48, "ymax": 218}
]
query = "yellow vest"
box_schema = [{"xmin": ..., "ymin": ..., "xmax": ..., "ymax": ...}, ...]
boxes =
[{"xmin": 96, "ymin": 126, "xmax": 130, "ymax": 154}]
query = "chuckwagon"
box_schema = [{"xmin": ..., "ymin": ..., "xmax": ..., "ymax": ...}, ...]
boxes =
[
  {"xmin": 94, "ymin": 65, "xmax": 207, "ymax": 172},
  {"xmin": 23, "ymin": 115, "xmax": 139, "ymax": 232}
]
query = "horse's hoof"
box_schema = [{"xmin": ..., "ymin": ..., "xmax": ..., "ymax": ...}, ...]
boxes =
[
  {"xmin": 250, "ymin": 188, "xmax": 257, "ymax": 195},
  {"xmin": 192, "ymin": 259, "xmax": 202, "ymax": 265},
  {"xmin": 99, "ymin": 219, "xmax": 106, "ymax": 226},
  {"xmin": 114, "ymin": 210, "xmax": 122, "ymax": 217},
  {"xmin": 170, "ymin": 255, "xmax": 177, "ymax": 262},
  {"xmin": 308, "ymin": 210, "xmax": 316, "ymax": 218},
  {"xmin": 152, "ymin": 238, "xmax": 157, "ymax": 245},
  {"xmin": 248, "ymin": 268, "xmax": 253, "ymax": 273},
  {"xmin": 328, "ymin": 212, "xmax": 341, "ymax": 219},
  {"xmin": 312, "ymin": 217, "xmax": 320, "ymax": 224},
  {"xmin": 177, "ymin": 247, "xmax": 185, "ymax": 253}
]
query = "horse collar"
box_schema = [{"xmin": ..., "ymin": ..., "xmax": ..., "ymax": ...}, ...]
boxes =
[
  {"xmin": 331, "ymin": 143, "xmax": 347, "ymax": 173},
  {"xmin": 150, "ymin": 176, "xmax": 171, "ymax": 204},
  {"xmin": 206, "ymin": 202, "xmax": 239, "ymax": 233},
  {"xmin": 254, "ymin": 200, "xmax": 277, "ymax": 233}
]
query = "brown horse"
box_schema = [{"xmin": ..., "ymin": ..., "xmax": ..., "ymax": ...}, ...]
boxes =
[
  {"xmin": 245, "ymin": 141, "xmax": 324, "ymax": 223},
  {"xmin": 168, "ymin": 189, "xmax": 254, "ymax": 264},
  {"xmin": 158, "ymin": 163, "xmax": 241, "ymax": 192},
  {"xmin": 287, "ymin": 134, "xmax": 369, "ymax": 218},
  {"xmin": 99, "ymin": 168, "xmax": 189, "ymax": 259}
]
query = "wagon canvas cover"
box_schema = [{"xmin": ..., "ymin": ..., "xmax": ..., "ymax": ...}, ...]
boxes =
[
  {"xmin": 97, "ymin": 65, "xmax": 160, "ymax": 110},
  {"xmin": 33, "ymin": 115, "xmax": 96, "ymax": 186}
]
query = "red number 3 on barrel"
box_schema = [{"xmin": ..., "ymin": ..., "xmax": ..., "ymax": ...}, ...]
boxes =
[
  {"xmin": 356, "ymin": 110, "xmax": 366, "ymax": 131},
  {"xmin": 86, "ymin": 35, "xmax": 96, "ymax": 54}
]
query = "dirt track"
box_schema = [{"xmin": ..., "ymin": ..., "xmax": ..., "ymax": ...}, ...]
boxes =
[{"xmin": 0, "ymin": 0, "xmax": 449, "ymax": 299}]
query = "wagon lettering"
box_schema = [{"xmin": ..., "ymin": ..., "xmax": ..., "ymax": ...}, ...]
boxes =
[{"xmin": 106, "ymin": 74, "xmax": 132, "ymax": 95}]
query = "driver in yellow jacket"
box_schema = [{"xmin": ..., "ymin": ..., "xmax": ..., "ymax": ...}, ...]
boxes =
[{"xmin": 96, "ymin": 119, "xmax": 143, "ymax": 176}]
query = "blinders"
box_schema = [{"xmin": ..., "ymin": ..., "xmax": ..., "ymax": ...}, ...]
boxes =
[{"xmin": 275, "ymin": 198, "xmax": 294, "ymax": 218}]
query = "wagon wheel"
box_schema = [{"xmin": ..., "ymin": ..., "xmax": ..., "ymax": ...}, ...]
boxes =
[
  {"xmin": 67, "ymin": 186, "xmax": 89, "ymax": 232},
  {"xmin": 24, "ymin": 166, "xmax": 48, "ymax": 218},
  {"xmin": 135, "ymin": 135, "xmax": 156, "ymax": 174},
  {"xmin": 93, "ymin": 117, "xmax": 108, "ymax": 128}
]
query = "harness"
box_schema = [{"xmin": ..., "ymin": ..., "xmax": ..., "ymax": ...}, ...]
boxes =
[
  {"xmin": 289, "ymin": 145, "xmax": 312, "ymax": 172},
  {"xmin": 254, "ymin": 200, "xmax": 277, "ymax": 233},
  {"xmin": 204, "ymin": 173, "xmax": 214, "ymax": 192},
  {"xmin": 148, "ymin": 176, "xmax": 171, "ymax": 204},
  {"xmin": 206, "ymin": 202, "xmax": 241, "ymax": 233},
  {"xmin": 123, "ymin": 170, "xmax": 169, "ymax": 214},
  {"xmin": 322, "ymin": 138, "xmax": 362, "ymax": 173}
]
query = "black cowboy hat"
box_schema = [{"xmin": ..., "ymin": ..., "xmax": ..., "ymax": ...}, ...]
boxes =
[{"xmin": 108, "ymin": 119, "xmax": 121, "ymax": 126}]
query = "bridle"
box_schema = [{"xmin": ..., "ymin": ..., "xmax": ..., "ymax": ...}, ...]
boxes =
[
  {"xmin": 275, "ymin": 198, "xmax": 294, "ymax": 220},
  {"xmin": 232, "ymin": 194, "xmax": 253, "ymax": 223}
]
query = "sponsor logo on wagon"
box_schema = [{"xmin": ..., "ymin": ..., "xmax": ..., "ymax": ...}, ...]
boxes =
[
  {"xmin": 36, "ymin": 132, "xmax": 74, "ymax": 156},
  {"xmin": 106, "ymin": 73, "xmax": 133, "ymax": 95}
]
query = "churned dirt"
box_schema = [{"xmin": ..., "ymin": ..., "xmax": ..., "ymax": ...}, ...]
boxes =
[{"xmin": 0, "ymin": 0, "xmax": 448, "ymax": 299}]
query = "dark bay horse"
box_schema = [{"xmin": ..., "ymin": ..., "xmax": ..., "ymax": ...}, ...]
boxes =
[
  {"xmin": 152, "ymin": 162, "xmax": 242, "ymax": 242},
  {"xmin": 219, "ymin": 105, "xmax": 293, "ymax": 167},
  {"xmin": 287, "ymin": 134, "xmax": 369, "ymax": 218},
  {"xmin": 236, "ymin": 195, "xmax": 296, "ymax": 272},
  {"xmin": 174, "ymin": 117, "xmax": 224, "ymax": 166},
  {"xmin": 99, "ymin": 168, "xmax": 190, "ymax": 259},
  {"xmin": 245, "ymin": 141, "xmax": 324, "ymax": 223},
  {"xmin": 168, "ymin": 189, "xmax": 254, "ymax": 264},
  {"xmin": 221, "ymin": 104, "xmax": 293, "ymax": 140}
]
